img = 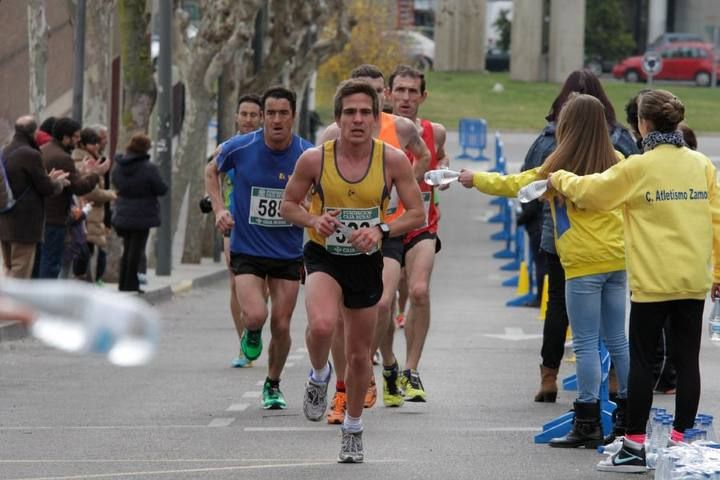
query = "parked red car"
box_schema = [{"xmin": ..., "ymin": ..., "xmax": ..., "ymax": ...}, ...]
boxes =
[{"xmin": 612, "ymin": 42, "xmax": 720, "ymax": 86}]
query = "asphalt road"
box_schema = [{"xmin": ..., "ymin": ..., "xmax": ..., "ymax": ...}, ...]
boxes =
[{"xmin": 2, "ymin": 137, "xmax": 720, "ymax": 479}]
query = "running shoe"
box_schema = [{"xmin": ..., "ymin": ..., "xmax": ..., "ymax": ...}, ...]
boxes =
[
  {"xmin": 303, "ymin": 363, "xmax": 332, "ymax": 421},
  {"xmin": 262, "ymin": 379, "xmax": 287, "ymax": 410},
  {"xmin": 327, "ymin": 391, "xmax": 347, "ymax": 424},
  {"xmin": 382, "ymin": 368, "xmax": 404, "ymax": 407},
  {"xmin": 400, "ymin": 369, "xmax": 427, "ymax": 402},
  {"xmin": 240, "ymin": 328, "xmax": 262, "ymax": 361},
  {"xmin": 231, "ymin": 355, "xmax": 253, "ymax": 368},
  {"xmin": 596, "ymin": 438, "xmax": 647, "ymax": 473},
  {"xmin": 338, "ymin": 428, "xmax": 364, "ymax": 463},
  {"xmin": 372, "ymin": 350, "xmax": 380, "ymax": 366},
  {"xmin": 364, "ymin": 376, "xmax": 377, "ymax": 408},
  {"xmin": 394, "ymin": 312, "xmax": 405, "ymax": 328}
]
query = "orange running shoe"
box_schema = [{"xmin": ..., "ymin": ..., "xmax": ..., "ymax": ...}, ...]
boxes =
[
  {"xmin": 364, "ymin": 376, "xmax": 377, "ymax": 408},
  {"xmin": 395, "ymin": 313, "xmax": 405, "ymax": 328},
  {"xmin": 327, "ymin": 391, "xmax": 346, "ymax": 425}
]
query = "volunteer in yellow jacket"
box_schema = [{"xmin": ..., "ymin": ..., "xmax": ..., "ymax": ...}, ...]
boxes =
[
  {"xmin": 459, "ymin": 94, "xmax": 630, "ymax": 451},
  {"xmin": 549, "ymin": 89, "xmax": 720, "ymax": 473}
]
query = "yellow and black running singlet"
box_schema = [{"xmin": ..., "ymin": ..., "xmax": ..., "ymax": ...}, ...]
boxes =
[{"xmin": 307, "ymin": 139, "xmax": 390, "ymax": 256}]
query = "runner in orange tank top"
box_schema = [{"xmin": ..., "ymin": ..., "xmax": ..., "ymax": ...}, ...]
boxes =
[
  {"xmin": 316, "ymin": 64, "xmax": 432, "ymax": 420},
  {"xmin": 376, "ymin": 65, "xmax": 449, "ymax": 404}
]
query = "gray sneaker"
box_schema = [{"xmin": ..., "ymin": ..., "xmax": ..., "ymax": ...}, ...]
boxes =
[
  {"xmin": 338, "ymin": 429, "xmax": 364, "ymax": 463},
  {"xmin": 303, "ymin": 364, "xmax": 332, "ymax": 421}
]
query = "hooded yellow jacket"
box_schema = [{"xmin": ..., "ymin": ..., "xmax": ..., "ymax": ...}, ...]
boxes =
[
  {"xmin": 471, "ymin": 165, "xmax": 625, "ymax": 280},
  {"xmin": 552, "ymin": 144, "xmax": 720, "ymax": 302}
]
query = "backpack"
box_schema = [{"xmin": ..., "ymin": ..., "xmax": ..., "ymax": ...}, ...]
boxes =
[
  {"xmin": 0, "ymin": 151, "xmax": 15, "ymax": 212},
  {"xmin": 0, "ymin": 151, "xmax": 29, "ymax": 214}
]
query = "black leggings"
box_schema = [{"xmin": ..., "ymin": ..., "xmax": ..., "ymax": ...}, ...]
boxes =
[
  {"xmin": 540, "ymin": 251, "xmax": 569, "ymax": 369},
  {"xmin": 117, "ymin": 228, "xmax": 150, "ymax": 292},
  {"xmin": 626, "ymin": 299, "xmax": 704, "ymax": 434}
]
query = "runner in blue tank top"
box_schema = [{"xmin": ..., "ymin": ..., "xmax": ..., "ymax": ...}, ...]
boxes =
[{"xmin": 206, "ymin": 86, "xmax": 312, "ymax": 411}]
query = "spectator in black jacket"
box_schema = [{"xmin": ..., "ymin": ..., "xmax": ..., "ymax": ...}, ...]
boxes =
[
  {"xmin": 111, "ymin": 133, "xmax": 167, "ymax": 292},
  {"xmin": 0, "ymin": 116, "xmax": 68, "ymax": 278}
]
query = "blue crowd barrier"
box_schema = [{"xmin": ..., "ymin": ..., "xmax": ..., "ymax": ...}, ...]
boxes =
[
  {"xmin": 490, "ymin": 199, "xmax": 512, "ymax": 242},
  {"xmin": 535, "ymin": 344, "xmax": 616, "ymax": 443},
  {"xmin": 500, "ymin": 226, "xmax": 524, "ymax": 271},
  {"xmin": 456, "ymin": 118, "xmax": 489, "ymax": 161}
]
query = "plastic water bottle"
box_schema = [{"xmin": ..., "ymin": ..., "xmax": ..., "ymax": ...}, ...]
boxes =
[
  {"xmin": 423, "ymin": 169, "xmax": 460, "ymax": 187},
  {"xmin": 517, "ymin": 179, "xmax": 549, "ymax": 203},
  {"xmin": 0, "ymin": 278, "xmax": 159, "ymax": 366},
  {"xmin": 709, "ymin": 299, "xmax": 720, "ymax": 343}
]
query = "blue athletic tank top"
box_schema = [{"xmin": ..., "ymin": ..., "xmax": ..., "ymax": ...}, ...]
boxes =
[{"xmin": 217, "ymin": 130, "xmax": 312, "ymax": 259}]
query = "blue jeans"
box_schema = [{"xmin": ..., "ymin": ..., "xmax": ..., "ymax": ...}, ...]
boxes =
[
  {"xmin": 38, "ymin": 225, "xmax": 67, "ymax": 279},
  {"xmin": 565, "ymin": 270, "xmax": 629, "ymax": 403}
]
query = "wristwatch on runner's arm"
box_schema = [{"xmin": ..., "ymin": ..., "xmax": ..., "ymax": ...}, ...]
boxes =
[{"xmin": 377, "ymin": 223, "xmax": 390, "ymax": 239}]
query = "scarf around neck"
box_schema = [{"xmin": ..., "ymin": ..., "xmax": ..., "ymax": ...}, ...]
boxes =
[{"xmin": 641, "ymin": 130, "xmax": 685, "ymax": 152}]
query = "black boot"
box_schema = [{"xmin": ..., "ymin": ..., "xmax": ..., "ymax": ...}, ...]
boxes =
[
  {"xmin": 603, "ymin": 398, "xmax": 627, "ymax": 445},
  {"xmin": 549, "ymin": 401, "xmax": 603, "ymax": 448}
]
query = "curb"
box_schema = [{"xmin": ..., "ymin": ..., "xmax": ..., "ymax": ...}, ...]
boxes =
[{"xmin": 0, "ymin": 268, "xmax": 228, "ymax": 343}]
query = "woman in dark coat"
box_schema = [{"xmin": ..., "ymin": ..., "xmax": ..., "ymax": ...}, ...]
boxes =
[{"xmin": 111, "ymin": 133, "xmax": 167, "ymax": 292}]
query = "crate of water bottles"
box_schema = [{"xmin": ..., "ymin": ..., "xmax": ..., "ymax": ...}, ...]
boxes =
[{"xmin": 652, "ymin": 411, "xmax": 718, "ymax": 479}]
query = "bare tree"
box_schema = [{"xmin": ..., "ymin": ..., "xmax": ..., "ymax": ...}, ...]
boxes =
[
  {"xmin": 174, "ymin": 0, "xmax": 352, "ymax": 263},
  {"xmin": 84, "ymin": 0, "xmax": 116, "ymax": 127},
  {"xmin": 172, "ymin": 0, "xmax": 262, "ymax": 263},
  {"xmin": 27, "ymin": 0, "xmax": 49, "ymax": 118}
]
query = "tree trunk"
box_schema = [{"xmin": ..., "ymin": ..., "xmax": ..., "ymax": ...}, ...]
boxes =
[
  {"xmin": 84, "ymin": 0, "xmax": 116, "ymax": 127},
  {"xmin": 27, "ymin": 0, "xmax": 48, "ymax": 118},
  {"xmin": 109, "ymin": 0, "xmax": 155, "ymax": 282},
  {"xmin": 117, "ymin": 0, "xmax": 156, "ymax": 149}
]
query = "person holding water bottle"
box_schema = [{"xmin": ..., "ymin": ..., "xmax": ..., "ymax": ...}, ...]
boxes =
[
  {"xmin": 458, "ymin": 93, "xmax": 630, "ymax": 451},
  {"xmin": 549, "ymin": 89, "xmax": 720, "ymax": 473}
]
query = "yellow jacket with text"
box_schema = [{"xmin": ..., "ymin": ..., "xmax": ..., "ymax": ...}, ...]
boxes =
[
  {"xmin": 552, "ymin": 144, "xmax": 720, "ymax": 302},
  {"xmin": 471, "ymin": 165, "xmax": 625, "ymax": 280}
]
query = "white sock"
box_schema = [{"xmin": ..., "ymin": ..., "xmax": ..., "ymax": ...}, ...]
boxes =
[
  {"xmin": 624, "ymin": 437, "xmax": 643, "ymax": 449},
  {"xmin": 311, "ymin": 363, "xmax": 330, "ymax": 383},
  {"xmin": 343, "ymin": 414, "xmax": 363, "ymax": 433}
]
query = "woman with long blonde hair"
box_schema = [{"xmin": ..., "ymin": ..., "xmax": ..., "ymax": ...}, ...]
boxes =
[{"xmin": 459, "ymin": 93, "xmax": 629, "ymax": 449}]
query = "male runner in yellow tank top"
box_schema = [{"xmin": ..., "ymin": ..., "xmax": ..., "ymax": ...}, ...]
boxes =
[
  {"xmin": 280, "ymin": 80, "xmax": 424, "ymax": 463},
  {"xmin": 317, "ymin": 64, "xmax": 431, "ymax": 422}
]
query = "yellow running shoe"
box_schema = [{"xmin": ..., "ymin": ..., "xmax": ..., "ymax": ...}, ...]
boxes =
[
  {"xmin": 364, "ymin": 376, "xmax": 377, "ymax": 408},
  {"xmin": 327, "ymin": 391, "xmax": 346, "ymax": 425},
  {"xmin": 400, "ymin": 369, "xmax": 427, "ymax": 402},
  {"xmin": 382, "ymin": 368, "xmax": 404, "ymax": 407}
]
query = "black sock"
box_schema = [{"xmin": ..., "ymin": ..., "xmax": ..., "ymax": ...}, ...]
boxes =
[
  {"xmin": 383, "ymin": 361, "xmax": 398, "ymax": 373},
  {"xmin": 266, "ymin": 377, "xmax": 280, "ymax": 387}
]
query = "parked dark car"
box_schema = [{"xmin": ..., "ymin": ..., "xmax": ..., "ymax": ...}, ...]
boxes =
[
  {"xmin": 612, "ymin": 41, "xmax": 720, "ymax": 86},
  {"xmin": 485, "ymin": 48, "xmax": 509, "ymax": 72}
]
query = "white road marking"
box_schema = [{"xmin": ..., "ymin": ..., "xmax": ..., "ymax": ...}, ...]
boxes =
[
  {"xmin": 242, "ymin": 391, "xmax": 261, "ymax": 399},
  {"xmin": 483, "ymin": 327, "xmax": 543, "ymax": 341},
  {"xmin": 3, "ymin": 461, "xmax": 342, "ymax": 480},
  {"xmin": 207, "ymin": 418, "xmax": 235, "ymax": 428},
  {"xmin": 286, "ymin": 354, "xmax": 303, "ymax": 360},
  {"xmin": 285, "ymin": 362, "xmax": 295, "ymax": 367},
  {"xmin": 226, "ymin": 403, "xmax": 249, "ymax": 412},
  {"xmin": 244, "ymin": 427, "xmax": 330, "ymax": 432},
  {"xmin": 295, "ymin": 347, "xmax": 308, "ymax": 353},
  {"xmin": 255, "ymin": 380, "xmax": 265, "ymax": 386}
]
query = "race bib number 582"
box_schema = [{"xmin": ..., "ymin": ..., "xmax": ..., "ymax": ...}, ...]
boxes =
[
  {"xmin": 249, "ymin": 187, "xmax": 290, "ymax": 227},
  {"xmin": 325, "ymin": 206, "xmax": 381, "ymax": 256}
]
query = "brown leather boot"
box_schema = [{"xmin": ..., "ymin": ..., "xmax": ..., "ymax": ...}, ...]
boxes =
[{"xmin": 534, "ymin": 365, "xmax": 559, "ymax": 402}]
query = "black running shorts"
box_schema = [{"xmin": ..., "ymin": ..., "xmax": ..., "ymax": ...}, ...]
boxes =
[
  {"xmin": 303, "ymin": 241, "xmax": 383, "ymax": 309},
  {"xmin": 230, "ymin": 252, "xmax": 303, "ymax": 281}
]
